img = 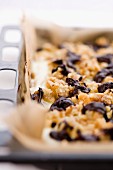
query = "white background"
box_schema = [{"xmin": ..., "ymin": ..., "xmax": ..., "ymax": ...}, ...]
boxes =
[
  {"xmin": 0, "ymin": 0, "xmax": 113, "ymax": 169},
  {"xmin": 0, "ymin": 0, "xmax": 113, "ymax": 11},
  {"xmin": 0, "ymin": 0, "xmax": 113, "ymax": 28}
]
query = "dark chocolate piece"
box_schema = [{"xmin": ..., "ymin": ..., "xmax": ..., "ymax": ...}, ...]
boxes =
[
  {"xmin": 94, "ymin": 64, "xmax": 113, "ymax": 83},
  {"xmin": 78, "ymin": 85, "xmax": 90, "ymax": 93},
  {"xmin": 50, "ymin": 121, "xmax": 73, "ymax": 141},
  {"xmin": 50, "ymin": 130, "xmax": 72, "ymax": 141},
  {"xmin": 98, "ymin": 82, "xmax": 113, "ymax": 93},
  {"xmin": 52, "ymin": 64, "xmax": 70, "ymax": 76},
  {"xmin": 68, "ymin": 88, "xmax": 79, "ymax": 97},
  {"xmin": 82, "ymin": 102, "xmax": 106, "ymax": 115},
  {"xmin": 36, "ymin": 47, "xmax": 43, "ymax": 52},
  {"xmin": 50, "ymin": 97, "xmax": 74, "ymax": 111},
  {"xmin": 97, "ymin": 54, "xmax": 113, "ymax": 64},
  {"xmin": 79, "ymin": 76, "xmax": 83, "ymax": 81},
  {"xmin": 82, "ymin": 102, "xmax": 109, "ymax": 121},
  {"xmin": 66, "ymin": 78, "xmax": 79, "ymax": 86},
  {"xmin": 31, "ymin": 87, "xmax": 44, "ymax": 103},
  {"xmin": 50, "ymin": 128, "xmax": 99, "ymax": 142},
  {"xmin": 58, "ymin": 44, "xmax": 66, "ymax": 49},
  {"xmin": 51, "ymin": 122, "xmax": 56, "ymax": 128},
  {"xmin": 103, "ymin": 127, "xmax": 113, "ymax": 140},
  {"xmin": 66, "ymin": 51, "xmax": 81, "ymax": 71},
  {"xmin": 67, "ymin": 51, "xmax": 81, "ymax": 63},
  {"xmin": 76, "ymin": 95, "xmax": 78, "ymax": 99},
  {"xmin": 52, "ymin": 59, "xmax": 63, "ymax": 65},
  {"xmin": 92, "ymin": 44, "xmax": 109, "ymax": 51},
  {"xmin": 66, "ymin": 78, "xmax": 90, "ymax": 95}
]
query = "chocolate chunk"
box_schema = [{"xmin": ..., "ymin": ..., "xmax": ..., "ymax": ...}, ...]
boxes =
[
  {"xmin": 94, "ymin": 64, "xmax": 113, "ymax": 83},
  {"xmin": 93, "ymin": 44, "xmax": 109, "ymax": 51},
  {"xmin": 98, "ymin": 82, "xmax": 113, "ymax": 93},
  {"xmin": 50, "ymin": 121, "xmax": 73, "ymax": 141},
  {"xmin": 79, "ymin": 76, "xmax": 83, "ymax": 81},
  {"xmin": 66, "ymin": 51, "xmax": 81, "ymax": 71},
  {"xmin": 52, "ymin": 64, "xmax": 70, "ymax": 76},
  {"xmin": 66, "ymin": 78, "xmax": 79, "ymax": 96},
  {"xmin": 52, "ymin": 67, "xmax": 58, "ymax": 73},
  {"xmin": 67, "ymin": 51, "xmax": 81, "ymax": 63},
  {"xmin": 76, "ymin": 130, "xmax": 100, "ymax": 141},
  {"xmin": 94, "ymin": 70, "xmax": 108, "ymax": 83},
  {"xmin": 36, "ymin": 47, "xmax": 43, "ymax": 52},
  {"xmin": 83, "ymin": 82, "xmax": 87, "ymax": 87},
  {"xmin": 50, "ymin": 130, "xmax": 72, "ymax": 141},
  {"xmin": 59, "ymin": 64, "xmax": 70, "ymax": 76},
  {"xmin": 79, "ymin": 85, "xmax": 90, "ymax": 93},
  {"xmin": 50, "ymin": 97, "xmax": 74, "ymax": 111},
  {"xmin": 50, "ymin": 128, "xmax": 99, "ymax": 142},
  {"xmin": 52, "ymin": 59, "xmax": 63, "ymax": 65},
  {"xmin": 66, "ymin": 78, "xmax": 79, "ymax": 86},
  {"xmin": 69, "ymin": 88, "xmax": 79, "ymax": 97},
  {"xmin": 97, "ymin": 54, "xmax": 113, "ymax": 64},
  {"xmin": 66, "ymin": 78, "xmax": 90, "ymax": 95},
  {"xmin": 82, "ymin": 102, "xmax": 106, "ymax": 115},
  {"xmin": 51, "ymin": 122, "xmax": 56, "ymax": 128},
  {"xmin": 31, "ymin": 87, "xmax": 44, "ymax": 103},
  {"xmin": 76, "ymin": 95, "xmax": 78, "ymax": 99},
  {"xmin": 58, "ymin": 44, "xmax": 66, "ymax": 49},
  {"xmin": 103, "ymin": 127, "xmax": 113, "ymax": 140},
  {"xmin": 82, "ymin": 102, "xmax": 109, "ymax": 121}
]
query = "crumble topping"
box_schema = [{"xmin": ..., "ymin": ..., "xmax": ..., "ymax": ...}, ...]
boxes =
[{"xmin": 30, "ymin": 36, "xmax": 113, "ymax": 142}]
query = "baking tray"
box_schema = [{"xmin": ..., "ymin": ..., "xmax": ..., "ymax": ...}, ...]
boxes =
[
  {"xmin": 1, "ymin": 141, "xmax": 113, "ymax": 170},
  {"xmin": 0, "ymin": 25, "xmax": 113, "ymax": 170}
]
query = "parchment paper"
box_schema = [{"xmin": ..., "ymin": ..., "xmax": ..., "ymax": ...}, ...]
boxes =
[{"xmin": 3, "ymin": 15, "xmax": 113, "ymax": 152}]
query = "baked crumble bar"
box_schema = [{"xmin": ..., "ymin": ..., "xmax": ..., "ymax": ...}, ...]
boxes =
[{"xmin": 30, "ymin": 36, "xmax": 113, "ymax": 142}]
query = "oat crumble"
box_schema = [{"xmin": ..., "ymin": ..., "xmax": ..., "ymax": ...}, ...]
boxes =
[{"xmin": 31, "ymin": 36, "xmax": 113, "ymax": 142}]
